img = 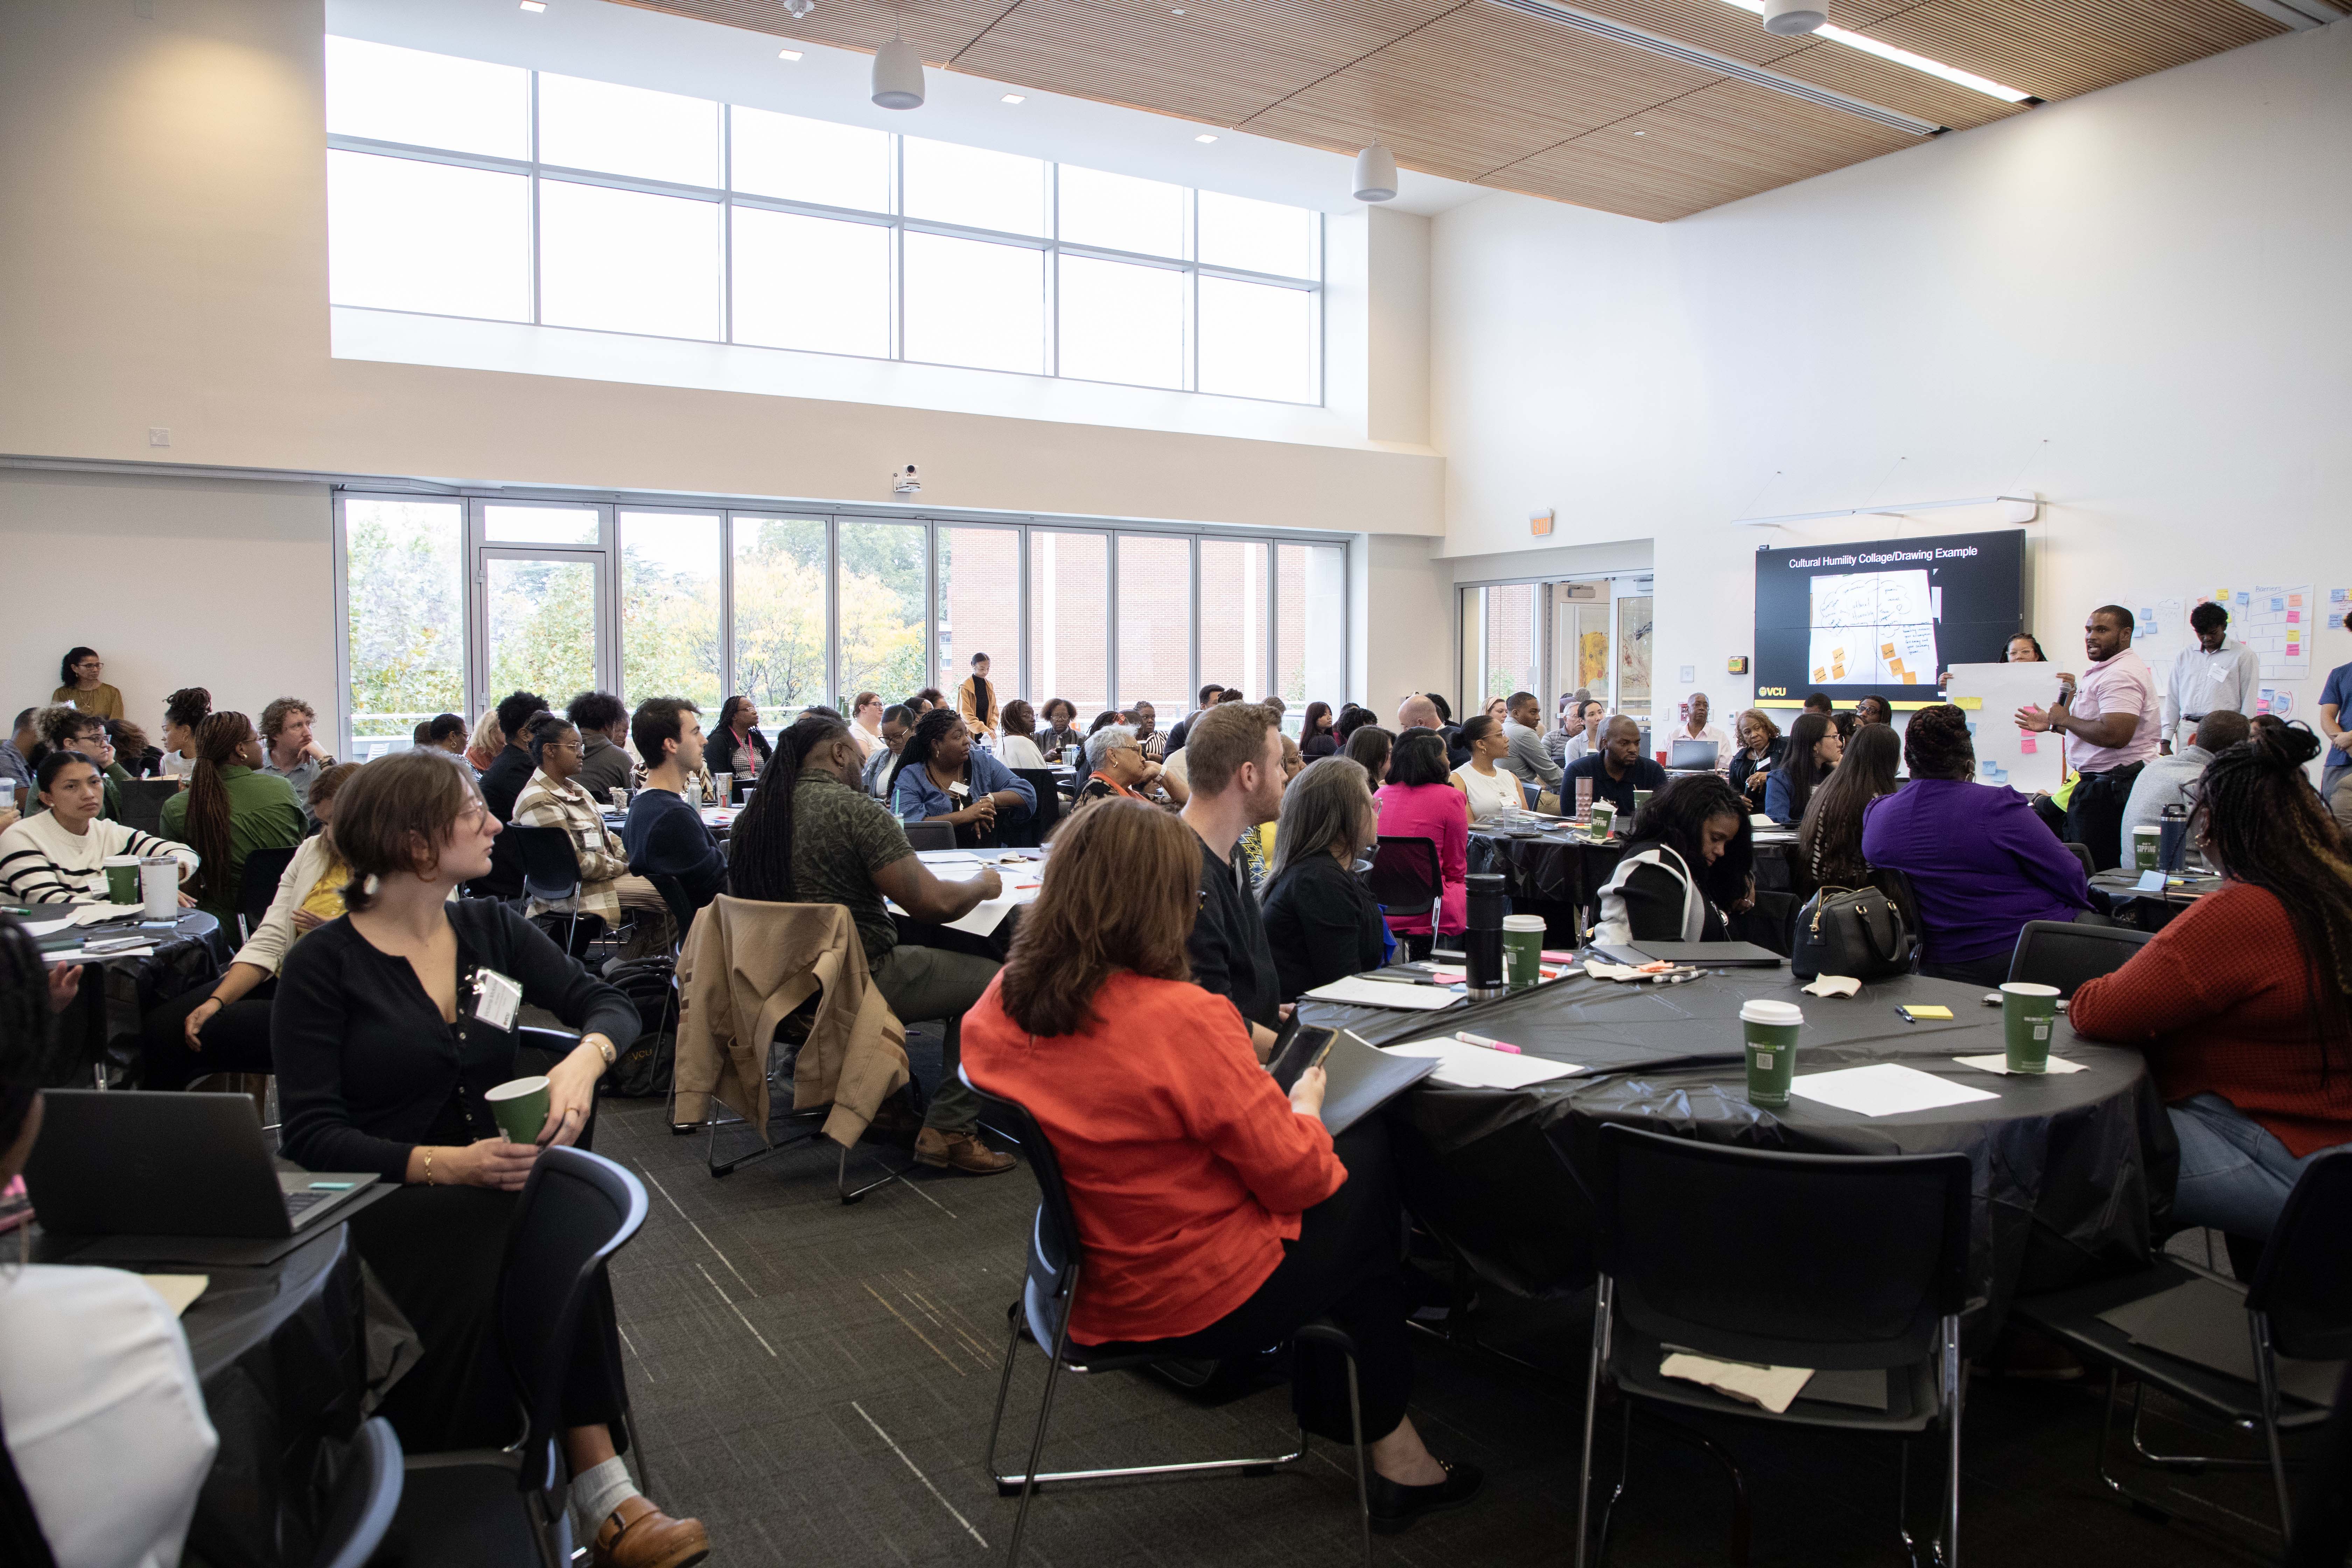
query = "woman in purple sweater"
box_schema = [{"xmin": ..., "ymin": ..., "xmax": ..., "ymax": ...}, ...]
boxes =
[{"xmin": 1860, "ymin": 704, "xmax": 2096, "ymax": 986}]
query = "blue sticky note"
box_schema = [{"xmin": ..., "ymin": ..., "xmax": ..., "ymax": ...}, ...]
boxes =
[
  {"xmin": 2237, "ymin": 592, "xmax": 2252, "ymax": 606},
  {"xmin": 2135, "ymin": 869, "xmax": 2165, "ymax": 892},
  {"xmin": 2271, "ymin": 596, "xmax": 2286, "ymax": 611}
]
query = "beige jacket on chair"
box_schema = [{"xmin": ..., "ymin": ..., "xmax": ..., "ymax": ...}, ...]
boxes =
[{"xmin": 675, "ymin": 896, "xmax": 910, "ymax": 1146}]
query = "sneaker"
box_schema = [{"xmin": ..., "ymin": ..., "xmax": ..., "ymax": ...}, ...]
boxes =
[
  {"xmin": 1367, "ymin": 1459, "xmax": 1484, "ymax": 1534},
  {"xmin": 913, "ymin": 1127, "xmax": 1016, "ymax": 1175}
]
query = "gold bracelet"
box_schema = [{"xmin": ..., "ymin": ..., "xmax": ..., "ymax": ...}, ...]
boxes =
[{"xmin": 422, "ymin": 1147, "xmax": 437, "ymax": 1186}]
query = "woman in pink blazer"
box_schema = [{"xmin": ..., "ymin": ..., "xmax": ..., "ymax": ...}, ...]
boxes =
[{"xmin": 1372, "ymin": 727, "xmax": 1469, "ymax": 948}]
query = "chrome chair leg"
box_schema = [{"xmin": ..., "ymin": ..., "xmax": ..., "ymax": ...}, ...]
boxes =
[
  {"xmin": 1575, "ymin": 1276, "xmax": 1612, "ymax": 1568},
  {"xmin": 2250, "ymin": 1311, "xmax": 2294, "ymax": 1541},
  {"xmin": 983, "ymin": 1309, "xmax": 1028, "ymax": 1489},
  {"xmin": 1941, "ymin": 1313, "xmax": 1963, "ymax": 1568},
  {"xmin": 1004, "ymin": 1280, "xmax": 1078, "ymax": 1568}
]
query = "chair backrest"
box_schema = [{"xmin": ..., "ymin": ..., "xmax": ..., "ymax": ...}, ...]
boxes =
[
  {"xmin": 1522, "ymin": 782, "xmax": 1542, "ymax": 810},
  {"xmin": 236, "ymin": 845, "xmax": 298, "ymax": 939},
  {"xmin": 1009, "ymin": 769, "xmax": 1060, "ymax": 848},
  {"xmin": 959, "ymin": 1068, "xmax": 1075, "ymax": 1352},
  {"xmin": 2248, "ymin": 1149, "xmax": 2352, "ymax": 1363},
  {"xmin": 307, "ymin": 1417, "xmax": 402, "ymax": 1568},
  {"xmin": 643, "ymin": 870, "xmax": 698, "ymax": 948},
  {"xmin": 2060, "ymin": 841, "xmax": 2096, "ymax": 877},
  {"xmin": 1588, "ymin": 1123, "xmax": 1973, "ymax": 1370},
  {"xmin": 902, "ymin": 819, "xmax": 958, "ymax": 854},
  {"xmin": 506, "ymin": 824, "xmax": 583, "ymax": 903},
  {"xmin": 2005, "ymin": 919, "xmax": 2152, "ymax": 996},
  {"xmin": 115, "ymin": 777, "xmax": 179, "ymax": 840},
  {"xmin": 1369, "ymin": 835, "xmax": 1442, "ymax": 917},
  {"xmin": 496, "ymin": 1147, "xmax": 648, "ymax": 1492}
]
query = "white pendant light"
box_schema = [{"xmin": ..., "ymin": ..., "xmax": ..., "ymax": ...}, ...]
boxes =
[
  {"xmin": 871, "ymin": 37, "xmax": 925, "ymax": 110},
  {"xmin": 1762, "ymin": 0, "xmax": 1827, "ymax": 34},
  {"xmin": 1352, "ymin": 144, "xmax": 1398, "ymax": 203}
]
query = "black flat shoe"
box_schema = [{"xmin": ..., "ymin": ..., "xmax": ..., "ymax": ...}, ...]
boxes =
[{"xmin": 1367, "ymin": 1460, "xmax": 1484, "ymax": 1534}]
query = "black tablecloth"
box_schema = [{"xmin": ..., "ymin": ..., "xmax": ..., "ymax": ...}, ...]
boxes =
[
  {"xmin": 31, "ymin": 1221, "xmax": 378, "ymax": 1568},
  {"xmin": 1468, "ymin": 830, "xmax": 1794, "ymax": 906},
  {"xmin": 54, "ymin": 909, "xmax": 225, "ymax": 1082},
  {"xmin": 1300, "ymin": 965, "xmax": 2174, "ymax": 1330}
]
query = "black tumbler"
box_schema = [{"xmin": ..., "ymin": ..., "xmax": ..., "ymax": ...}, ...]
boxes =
[
  {"xmin": 2158, "ymin": 803, "xmax": 2189, "ymax": 872},
  {"xmin": 1464, "ymin": 872, "xmax": 1507, "ymax": 1001}
]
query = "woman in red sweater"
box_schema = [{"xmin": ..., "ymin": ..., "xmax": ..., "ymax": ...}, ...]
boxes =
[
  {"xmin": 961, "ymin": 797, "xmax": 1481, "ymax": 1532},
  {"xmin": 2071, "ymin": 723, "xmax": 2352, "ymax": 1240}
]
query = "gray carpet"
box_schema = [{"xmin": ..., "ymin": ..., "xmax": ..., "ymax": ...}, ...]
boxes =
[{"xmin": 591, "ymin": 1029, "xmax": 2302, "ymax": 1567}]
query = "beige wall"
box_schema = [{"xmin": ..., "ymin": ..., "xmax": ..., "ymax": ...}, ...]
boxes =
[
  {"xmin": 0, "ymin": 0, "xmax": 1441, "ymax": 537},
  {"xmin": 0, "ymin": 469, "xmax": 337, "ymax": 736}
]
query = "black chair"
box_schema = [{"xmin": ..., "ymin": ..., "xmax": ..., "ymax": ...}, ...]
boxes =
[
  {"xmin": 2060, "ymin": 841, "xmax": 2097, "ymax": 877},
  {"xmin": 2010, "ymin": 1150, "xmax": 2352, "ymax": 1548},
  {"xmin": 1575, "ymin": 1125, "xmax": 1976, "ymax": 1568},
  {"xmin": 902, "ymin": 819, "xmax": 957, "ymax": 854},
  {"xmin": 1369, "ymin": 835, "xmax": 1443, "ymax": 959},
  {"xmin": 1007, "ymin": 769, "xmax": 1061, "ymax": 848},
  {"xmin": 2005, "ymin": 918, "xmax": 2152, "ymax": 997},
  {"xmin": 381, "ymin": 1146, "xmax": 649, "ymax": 1568},
  {"xmin": 506, "ymin": 825, "xmax": 602, "ymax": 956},
  {"xmin": 235, "ymin": 845, "xmax": 298, "ymax": 943},
  {"xmin": 964, "ymin": 1068, "xmax": 1372, "ymax": 1568},
  {"xmin": 114, "ymin": 777, "xmax": 180, "ymax": 841},
  {"xmin": 309, "ymin": 1417, "xmax": 402, "ymax": 1568}
]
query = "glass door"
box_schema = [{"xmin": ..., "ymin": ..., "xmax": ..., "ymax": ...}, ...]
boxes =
[{"xmin": 471, "ymin": 503, "xmax": 612, "ymax": 719}]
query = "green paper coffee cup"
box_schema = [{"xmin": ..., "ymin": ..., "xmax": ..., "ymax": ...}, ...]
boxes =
[
  {"xmin": 1502, "ymin": 914, "xmax": 1547, "ymax": 990},
  {"xmin": 1590, "ymin": 799, "xmax": 1616, "ymax": 839},
  {"xmin": 1741, "ymin": 999, "xmax": 1803, "ymax": 1107},
  {"xmin": 1632, "ymin": 790, "xmax": 1652, "ymax": 822},
  {"xmin": 485, "ymin": 1075, "xmax": 552, "ymax": 1144},
  {"xmin": 2000, "ymin": 983, "xmax": 2059, "ymax": 1073},
  {"xmin": 2131, "ymin": 825, "xmax": 2162, "ymax": 872},
  {"xmin": 103, "ymin": 855, "xmax": 140, "ymax": 904}
]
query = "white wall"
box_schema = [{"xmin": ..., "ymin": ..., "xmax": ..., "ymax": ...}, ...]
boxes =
[
  {"xmin": 0, "ymin": 469, "xmax": 337, "ymax": 734},
  {"xmin": 1428, "ymin": 20, "xmax": 2352, "ymax": 726},
  {"xmin": 0, "ymin": 0, "xmax": 1441, "ymax": 537}
]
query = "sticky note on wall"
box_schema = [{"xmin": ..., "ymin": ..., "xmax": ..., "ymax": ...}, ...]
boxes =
[{"xmin": 2019, "ymin": 734, "xmax": 2038, "ymax": 754}]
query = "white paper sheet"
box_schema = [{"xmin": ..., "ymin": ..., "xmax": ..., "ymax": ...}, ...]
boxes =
[
  {"xmin": 1952, "ymin": 1054, "xmax": 2089, "ymax": 1076},
  {"xmin": 1659, "ymin": 1351, "xmax": 1814, "ymax": 1414},
  {"xmin": 925, "ymin": 860, "xmax": 990, "ymax": 882},
  {"xmin": 22, "ymin": 917, "xmax": 72, "ymax": 938},
  {"xmin": 1301, "ymin": 976, "xmax": 1463, "ymax": 1010},
  {"xmin": 140, "ymin": 1274, "xmax": 209, "ymax": 1317},
  {"xmin": 1789, "ymin": 1062, "xmax": 1998, "ymax": 1117},
  {"xmin": 940, "ymin": 878, "xmax": 1044, "ymax": 938},
  {"xmin": 44, "ymin": 944, "xmax": 154, "ymax": 966},
  {"xmin": 1386, "ymin": 1038, "xmax": 1582, "ymax": 1089},
  {"xmin": 915, "ymin": 849, "xmax": 979, "ymax": 864}
]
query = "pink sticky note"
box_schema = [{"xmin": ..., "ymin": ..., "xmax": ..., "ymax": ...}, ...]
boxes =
[
  {"xmin": 2019, "ymin": 734, "xmax": 2038, "ymax": 754},
  {"xmin": 2289, "ymin": 610, "xmax": 2301, "ymax": 623}
]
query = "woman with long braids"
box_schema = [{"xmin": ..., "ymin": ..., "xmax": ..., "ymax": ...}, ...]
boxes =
[
  {"xmin": 886, "ymin": 708, "xmax": 1034, "ymax": 849},
  {"xmin": 2073, "ymin": 723, "xmax": 2352, "ymax": 1240},
  {"xmin": 728, "ymin": 710, "xmax": 1014, "ymax": 1174},
  {"xmin": 0, "ymin": 915, "xmax": 220, "ymax": 1568},
  {"xmin": 159, "ymin": 711, "xmax": 304, "ymax": 924}
]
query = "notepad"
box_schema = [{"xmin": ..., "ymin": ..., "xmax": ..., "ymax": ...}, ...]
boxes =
[
  {"xmin": 1302, "ymin": 975, "xmax": 1463, "ymax": 1010},
  {"xmin": 1789, "ymin": 1063, "xmax": 1998, "ymax": 1117},
  {"xmin": 1896, "ymin": 1004, "xmax": 1955, "ymax": 1021},
  {"xmin": 1385, "ymin": 1038, "xmax": 1582, "ymax": 1090}
]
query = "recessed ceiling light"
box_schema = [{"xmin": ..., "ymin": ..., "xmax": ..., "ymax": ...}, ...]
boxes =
[
  {"xmin": 778, "ymin": 48, "xmax": 803, "ymax": 61},
  {"xmin": 1633, "ymin": 129, "xmax": 1646, "ymax": 135},
  {"xmin": 519, "ymin": 0, "xmax": 546, "ymax": 10},
  {"xmin": 1195, "ymin": 133, "xmax": 1218, "ymax": 143},
  {"xmin": 1718, "ymin": 0, "xmax": 2031, "ymax": 101},
  {"xmin": 1001, "ymin": 93, "xmax": 1025, "ymax": 104}
]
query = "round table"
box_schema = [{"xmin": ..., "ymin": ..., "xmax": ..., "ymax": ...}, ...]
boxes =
[
  {"xmin": 1469, "ymin": 828, "xmax": 1795, "ymax": 906},
  {"xmin": 1299, "ymin": 965, "xmax": 2174, "ymax": 1332},
  {"xmin": 44, "ymin": 909, "xmax": 225, "ymax": 1083}
]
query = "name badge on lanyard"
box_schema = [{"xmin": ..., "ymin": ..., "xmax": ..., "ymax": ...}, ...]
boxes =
[{"xmin": 472, "ymin": 967, "xmax": 522, "ymax": 1032}]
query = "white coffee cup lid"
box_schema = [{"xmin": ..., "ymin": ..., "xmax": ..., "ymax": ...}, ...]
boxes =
[
  {"xmin": 1740, "ymin": 999, "xmax": 1804, "ymax": 1026},
  {"xmin": 1502, "ymin": 914, "xmax": 1548, "ymax": 931},
  {"xmin": 1999, "ymin": 982, "xmax": 2061, "ymax": 997},
  {"xmin": 484, "ymin": 1074, "xmax": 550, "ymax": 1101},
  {"xmin": 103, "ymin": 854, "xmax": 141, "ymax": 866}
]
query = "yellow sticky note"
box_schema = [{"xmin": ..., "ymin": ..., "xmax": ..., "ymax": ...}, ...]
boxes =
[
  {"xmin": 1955, "ymin": 697, "xmax": 1982, "ymax": 710},
  {"xmin": 1899, "ymin": 1004, "xmax": 1955, "ymax": 1021}
]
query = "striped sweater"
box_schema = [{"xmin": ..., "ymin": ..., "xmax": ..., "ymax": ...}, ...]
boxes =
[{"xmin": 0, "ymin": 810, "xmax": 199, "ymax": 905}]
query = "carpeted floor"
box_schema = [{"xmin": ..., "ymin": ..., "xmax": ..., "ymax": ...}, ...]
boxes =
[{"xmin": 593, "ymin": 1026, "xmax": 2302, "ymax": 1568}]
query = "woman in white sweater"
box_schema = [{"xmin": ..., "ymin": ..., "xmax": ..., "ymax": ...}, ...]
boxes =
[{"xmin": 0, "ymin": 753, "xmax": 197, "ymax": 907}]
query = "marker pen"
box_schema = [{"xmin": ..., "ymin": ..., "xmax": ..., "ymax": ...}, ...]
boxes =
[{"xmin": 1454, "ymin": 1031, "xmax": 1522, "ymax": 1055}]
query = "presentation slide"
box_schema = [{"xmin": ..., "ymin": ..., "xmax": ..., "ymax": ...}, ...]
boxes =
[{"xmin": 1753, "ymin": 530, "xmax": 2024, "ymax": 705}]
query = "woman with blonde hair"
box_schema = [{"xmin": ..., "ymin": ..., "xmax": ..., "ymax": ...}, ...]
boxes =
[
  {"xmin": 464, "ymin": 707, "xmax": 504, "ymax": 772},
  {"xmin": 961, "ymin": 799, "xmax": 1481, "ymax": 1532}
]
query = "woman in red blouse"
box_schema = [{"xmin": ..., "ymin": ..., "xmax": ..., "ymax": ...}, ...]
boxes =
[
  {"xmin": 2072, "ymin": 723, "xmax": 2352, "ymax": 1240},
  {"xmin": 961, "ymin": 798, "xmax": 1480, "ymax": 1532}
]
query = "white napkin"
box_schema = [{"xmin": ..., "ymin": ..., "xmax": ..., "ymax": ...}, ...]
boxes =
[
  {"xmin": 1953, "ymin": 1054, "xmax": 2089, "ymax": 1076},
  {"xmin": 1801, "ymin": 975, "xmax": 1862, "ymax": 998},
  {"xmin": 1659, "ymin": 1351, "xmax": 1814, "ymax": 1414}
]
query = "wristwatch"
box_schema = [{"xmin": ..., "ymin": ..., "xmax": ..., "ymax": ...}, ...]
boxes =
[{"xmin": 588, "ymin": 1034, "xmax": 617, "ymax": 1068}]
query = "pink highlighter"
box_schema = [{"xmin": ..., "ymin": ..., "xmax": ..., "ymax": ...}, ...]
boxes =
[{"xmin": 1453, "ymin": 1030, "xmax": 1522, "ymax": 1056}]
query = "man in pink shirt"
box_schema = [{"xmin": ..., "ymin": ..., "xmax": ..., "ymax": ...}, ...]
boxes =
[{"xmin": 2015, "ymin": 604, "xmax": 2160, "ymax": 871}]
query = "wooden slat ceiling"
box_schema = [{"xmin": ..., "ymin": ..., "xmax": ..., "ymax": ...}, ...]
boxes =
[{"xmin": 611, "ymin": 0, "xmax": 2285, "ymax": 219}]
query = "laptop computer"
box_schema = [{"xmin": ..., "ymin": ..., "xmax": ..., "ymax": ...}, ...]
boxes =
[
  {"xmin": 1594, "ymin": 941, "xmax": 1786, "ymax": 968},
  {"xmin": 24, "ymin": 1091, "xmax": 382, "ymax": 1266},
  {"xmin": 1668, "ymin": 738, "xmax": 1720, "ymax": 770}
]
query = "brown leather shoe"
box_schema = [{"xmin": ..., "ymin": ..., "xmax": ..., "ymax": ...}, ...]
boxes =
[
  {"xmin": 592, "ymin": 1496, "xmax": 709, "ymax": 1568},
  {"xmin": 913, "ymin": 1127, "xmax": 1016, "ymax": 1175}
]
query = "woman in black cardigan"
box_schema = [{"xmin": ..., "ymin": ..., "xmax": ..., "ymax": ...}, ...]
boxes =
[
  {"xmin": 1260, "ymin": 756, "xmax": 1387, "ymax": 1000},
  {"xmin": 705, "ymin": 694, "xmax": 771, "ymax": 785},
  {"xmin": 271, "ymin": 750, "xmax": 708, "ymax": 1567}
]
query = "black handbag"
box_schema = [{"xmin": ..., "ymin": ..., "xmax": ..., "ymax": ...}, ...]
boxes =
[{"xmin": 1790, "ymin": 882, "xmax": 1915, "ymax": 981}]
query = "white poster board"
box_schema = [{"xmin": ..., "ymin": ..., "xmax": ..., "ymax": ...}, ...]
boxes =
[{"xmin": 1943, "ymin": 663, "xmax": 2071, "ymax": 796}]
